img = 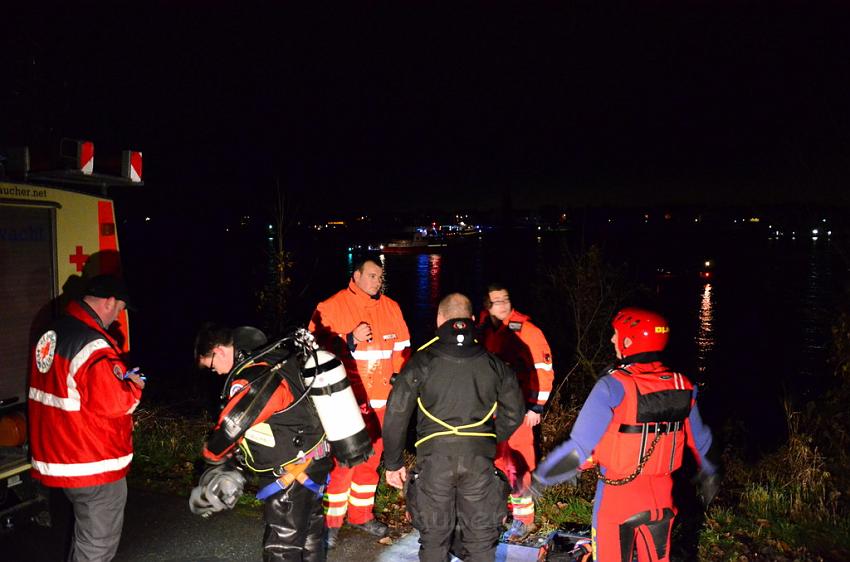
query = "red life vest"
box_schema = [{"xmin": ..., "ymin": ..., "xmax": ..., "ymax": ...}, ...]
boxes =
[{"xmin": 593, "ymin": 362, "xmax": 694, "ymax": 479}]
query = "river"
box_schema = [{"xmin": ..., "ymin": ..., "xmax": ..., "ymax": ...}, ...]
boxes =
[{"xmin": 121, "ymin": 217, "xmax": 845, "ymax": 457}]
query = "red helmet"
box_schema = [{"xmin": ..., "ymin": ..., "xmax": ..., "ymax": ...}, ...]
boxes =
[{"xmin": 611, "ymin": 307, "xmax": 670, "ymax": 356}]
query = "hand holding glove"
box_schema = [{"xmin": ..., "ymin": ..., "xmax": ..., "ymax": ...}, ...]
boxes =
[
  {"xmin": 521, "ymin": 471, "xmax": 575, "ymax": 500},
  {"xmin": 695, "ymin": 471, "xmax": 719, "ymax": 507},
  {"xmin": 189, "ymin": 464, "xmax": 246, "ymax": 517}
]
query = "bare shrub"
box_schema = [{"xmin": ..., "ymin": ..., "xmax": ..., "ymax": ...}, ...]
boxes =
[{"xmin": 537, "ymin": 243, "xmax": 632, "ymax": 403}]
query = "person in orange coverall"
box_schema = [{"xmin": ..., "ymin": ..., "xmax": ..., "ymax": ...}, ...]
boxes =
[
  {"xmin": 308, "ymin": 255, "xmax": 411, "ymax": 547},
  {"xmin": 479, "ymin": 283, "xmax": 554, "ymax": 540}
]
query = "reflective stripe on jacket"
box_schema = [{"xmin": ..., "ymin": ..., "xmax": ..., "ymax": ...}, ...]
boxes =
[{"xmin": 480, "ymin": 309, "xmax": 553, "ymax": 408}]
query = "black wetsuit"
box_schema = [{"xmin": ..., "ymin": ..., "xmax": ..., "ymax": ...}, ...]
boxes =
[
  {"xmin": 206, "ymin": 332, "xmax": 332, "ymax": 562},
  {"xmin": 383, "ymin": 318, "xmax": 525, "ymax": 562}
]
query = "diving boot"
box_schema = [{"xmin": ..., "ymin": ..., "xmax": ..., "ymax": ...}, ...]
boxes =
[
  {"xmin": 349, "ymin": 518, "xmax": 389, "ymax": 538},
  {"xmin": 326, "ymin": 527, "xmax": 341, "ymax": 549}
]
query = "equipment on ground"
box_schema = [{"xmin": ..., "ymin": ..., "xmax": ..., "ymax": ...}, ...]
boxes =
[{"xmin": 542, "ymin": 528, "xmax": 594, "ymax": 561}]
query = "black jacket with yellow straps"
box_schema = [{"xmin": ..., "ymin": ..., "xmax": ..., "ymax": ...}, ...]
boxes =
[{"xmin": 382, "ymin": 318, "xmax": 525, "ymax": 471}]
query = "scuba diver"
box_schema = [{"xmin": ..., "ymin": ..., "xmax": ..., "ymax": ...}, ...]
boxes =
[
  {"xmin": 382, "ymin": 293, "xmax": 525, "ymax": 562},
  {"xmin": 190, "ymin": 324, "xmax": 372, "ymax": 562},
  {"xmin": 529, "ymin": 308, "xmax": 719, "ymax": 562}
]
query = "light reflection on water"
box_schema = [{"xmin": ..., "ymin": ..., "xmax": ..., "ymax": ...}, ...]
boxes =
[
  {"xmin": 696, "ymin": 283, "xmax": 714, "ymax": 373},
  {"xmin": 286, "ymin": 232, "xmax": 841, "ymax": 455},
  {"xmin": 328, "ymin": 234, "xmax": 836, "ymax": 401},
  {"xmin": 410, "ymin": 253, "xmax": 442, "ymax": 338},
  {"xmin": 429, "ymin": 254, "xmax": 442, "ymax": 306},
  {"xmin": 799, "ymin": 240, "xmax": 832, "ymax": 381}
]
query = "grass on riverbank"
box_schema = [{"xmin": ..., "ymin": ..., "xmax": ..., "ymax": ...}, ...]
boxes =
[
  {"xmin": 131, "ymin": 397, "xmax": 850, "ymax": 561},
  {"xmin": 534, "ymin": 393, "xmax": 850, "ymax": 561},
  {"xmin": 130, "ymin": 407, "xmax": 209, "ymax": 493}
]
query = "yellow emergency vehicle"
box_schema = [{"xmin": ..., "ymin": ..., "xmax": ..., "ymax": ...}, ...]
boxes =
[{"xmin": 0, "ymin": 139, "xmax": 141, "ymax": 530}]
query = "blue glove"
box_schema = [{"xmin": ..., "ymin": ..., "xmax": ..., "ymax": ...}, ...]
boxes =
[{"xmin": 123, "ymin": 367, "xmax": 146, "ymax": 382}]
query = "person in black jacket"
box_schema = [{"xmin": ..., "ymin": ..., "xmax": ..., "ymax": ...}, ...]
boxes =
[
  {"xmin": 383, "ymin": 293, "xmax": 525, "ymax": 562},
  {"xmin": 194, "ymin": 323, "xmax": 333, "ymax": 562}
]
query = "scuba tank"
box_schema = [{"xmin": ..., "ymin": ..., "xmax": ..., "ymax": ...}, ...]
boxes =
[
  {"xmin": 211, "ymin": 328, "xmax": 373, "ymax": 467},
  {"xmin": 302, "ymin": 349, "xmax": 374, "ymax": 467}
]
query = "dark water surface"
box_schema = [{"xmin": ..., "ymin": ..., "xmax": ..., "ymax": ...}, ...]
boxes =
[{"xmin": 121, "ymin": 221, "xmax": 844, "ymax": 458}]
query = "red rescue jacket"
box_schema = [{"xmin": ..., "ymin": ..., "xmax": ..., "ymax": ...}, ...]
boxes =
[
  {"xmin": 28, "ymin": 300, "xmax": 142, "ymax": 488},
  {"xmin": 592, "ymin": 362, "xmax": 694, "ymax": 479},
  {"xmin": 479, "ymin": 309, "xmax": 553, "ymax": 410}
]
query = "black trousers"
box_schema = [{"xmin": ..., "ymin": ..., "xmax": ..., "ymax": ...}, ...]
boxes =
[
  {"xmin": 406, "ymin": 454, "xmax": 508, "ymax": 562},
  {"xmin": 262, "ymin": 480, "xmax": 326, "ymax": 562}
]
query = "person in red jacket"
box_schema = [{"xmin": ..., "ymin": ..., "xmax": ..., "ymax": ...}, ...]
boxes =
[
  {"xmin": 479, "ymin": 283, "xmax": 554, "ymax": 540},
  {"xmin": 29, "ymin": 275, "xmax": 145, "ymax": 562},
  {"xmin": 308, "ymin": 256, "xmax": 411, "ymax": 547}
]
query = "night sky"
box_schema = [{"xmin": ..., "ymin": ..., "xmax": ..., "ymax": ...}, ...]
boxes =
[{"xmin": 4, "ymin": 2, "xmax": 850, "ymax": 215}]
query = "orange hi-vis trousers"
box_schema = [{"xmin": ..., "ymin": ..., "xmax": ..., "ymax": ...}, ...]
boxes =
[
  {"xmin": 323, "ymin": 406, "xmax": 385, "ymax": 527},
  {"xmin": 494, "ymin": 420, "xmax": 536, "ymax": 525}
]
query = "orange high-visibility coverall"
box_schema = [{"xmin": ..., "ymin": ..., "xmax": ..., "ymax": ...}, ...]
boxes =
[
  {"xmin": 480, "ymin": 308, "xmax": 553, "ymax": 525},
  {"xmin": 309, "ymin": 279, "xmax": 410, "ymax": 527}
]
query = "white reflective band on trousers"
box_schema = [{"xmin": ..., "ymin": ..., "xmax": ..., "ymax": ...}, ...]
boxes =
[
  {"xmin": 348, "ymin": 496, "xmax": 375, "ymax": 507},
  {"xmin": 324, "ymin": 505, "xmax": 348, "ymax": 517},
  {"xmin": 512, "ymin": 504, "xmax": 535, "ymax": 516},
  {"xmin": 324, "ymin": 492, "xmax": 349, "ymax": 503}
]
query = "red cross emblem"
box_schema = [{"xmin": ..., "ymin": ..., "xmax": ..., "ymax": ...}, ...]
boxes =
[
  {"xmin": 38, "ymin": 339, "xmax": 51, "ymax": 361},
  {"xmin": 69, "ymin": 246, "xmax": 89, "ymax": 272},
  {"xmin": 35, "ymin": 330, "xmax": 57, "ymax": 373}
]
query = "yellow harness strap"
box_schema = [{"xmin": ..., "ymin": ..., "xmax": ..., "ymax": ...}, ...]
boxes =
[
  {"xmin": 414, "ymin": 398, "xmax": 498, "ymax": 448},
  {"xmin": 417, "ymin": 336, "xmax": 439, "ymax": 351}
]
